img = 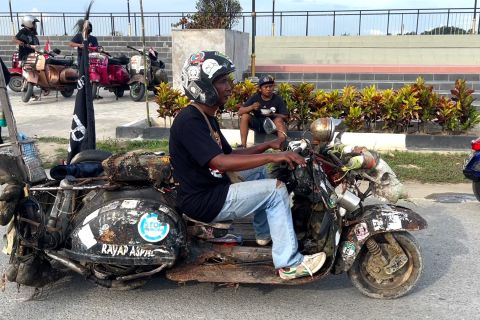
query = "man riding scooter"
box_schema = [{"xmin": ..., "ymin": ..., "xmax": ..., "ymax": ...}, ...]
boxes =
[{"xmin": 14, "ymin": 15, "xmax": 40, "ymax": 62}]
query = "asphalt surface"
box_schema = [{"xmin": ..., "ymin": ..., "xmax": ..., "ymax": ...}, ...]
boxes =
[
  {"xmin": 3, "ymin": 90, "xmax": 152, "ymax": 140},
  {"xmin": 0, "ymin": 185, "xmax": 479, "ymax": 320}
]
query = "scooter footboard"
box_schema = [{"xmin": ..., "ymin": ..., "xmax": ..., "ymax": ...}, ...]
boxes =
[{"xmin": 334, "ymin": 204, "xmax": 427, "ymax": 273}]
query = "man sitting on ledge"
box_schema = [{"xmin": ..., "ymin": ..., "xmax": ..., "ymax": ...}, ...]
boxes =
[{"xmin": 238, "ymin": 75, "xmax": 289, "ymax": 148}]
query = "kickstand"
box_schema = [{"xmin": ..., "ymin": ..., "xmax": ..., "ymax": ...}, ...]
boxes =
[{"xmin": 55, "ymin": 90, "xmax": 58, "ymax": 101}]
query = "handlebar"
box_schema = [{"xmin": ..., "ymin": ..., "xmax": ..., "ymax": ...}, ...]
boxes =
[{"xmin": 127, "ymin": 45, "xmax": 142, "ymax": 53}]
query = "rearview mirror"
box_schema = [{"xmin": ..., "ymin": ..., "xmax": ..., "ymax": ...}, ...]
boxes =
[{"xmin": 263, "ymin": 118, "xmax": 277, "ymax": 135}]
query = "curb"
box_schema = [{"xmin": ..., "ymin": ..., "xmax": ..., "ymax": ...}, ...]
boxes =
[{"xmin": 116, "ymin": 120, "xmax": 477, "ymax": 151}]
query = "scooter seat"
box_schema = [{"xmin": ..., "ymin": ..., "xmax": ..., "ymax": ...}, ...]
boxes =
[
  {"xmin": 109, "ymin": 56, "xmax": 129, "ymax": 66},
  {"xmin": 47, "ymin": 57, "xmax": 74, "ymax": 67},
  {"xmin": 70, "ymin": 149, "xmax": 113, "ymax": 164}
]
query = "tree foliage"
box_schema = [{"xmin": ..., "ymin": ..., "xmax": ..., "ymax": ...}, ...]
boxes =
[{"xmin": 175, "ymin": 0, "xmax": 243, "ymax": 30}]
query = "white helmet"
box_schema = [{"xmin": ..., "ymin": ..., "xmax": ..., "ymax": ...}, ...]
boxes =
[{"xmin": 22, "ymin": 15, "xmax": 39, "ymax": 29}]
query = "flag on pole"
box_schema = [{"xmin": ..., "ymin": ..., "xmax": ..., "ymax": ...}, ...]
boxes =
[
  {"xmin": 67, "ymin": 1, "xmax": 95, "ymax": 164},
  {"xmin": 44, "ymin": 39, "xmax": 51, "ymax": 53}
]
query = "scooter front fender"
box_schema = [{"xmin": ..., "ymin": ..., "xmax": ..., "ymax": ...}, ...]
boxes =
[
  {"xmin": 463, "ymin": 151, "xmax": 480, "ymax": 181},
  {"xmin": 128, "ymin": 74, "xmax": 145, "ymax": 85},
  {"xmin": 334, "ymin": 204, "xmax": 427, "ymax": 273},
  {"xmin": 22, "ymin": 70, "xmax": 38, "ymax": 84}
]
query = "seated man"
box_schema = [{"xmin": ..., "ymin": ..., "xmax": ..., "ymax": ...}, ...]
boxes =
[
  {"xmin": 169, "ymin": 51, "xmax": 326, "ymax": 280},
  {"xmin": 238, "ymin": 75, "xmax": 288, "ymax": 148}
]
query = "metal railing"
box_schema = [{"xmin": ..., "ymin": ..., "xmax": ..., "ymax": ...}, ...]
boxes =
[{"xmin": 0, "ymin": 8, "xmax": 478, "ymax": 37}]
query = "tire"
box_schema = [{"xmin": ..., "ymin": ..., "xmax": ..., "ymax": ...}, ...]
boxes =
[
  {"xmin": 115, "ymin": 88, "xmax": 124, "ymax": 98},
  {"xmin": 60, "ymin": 87, "xmax": 75, "ymax": 98},
  {"xmin": 92, "ymin": 82, "xmax": 99, "ymax": 98},
  {"xmin": 472, "ymin": 181, "xmax": 480, "ymax": 201},
  {"xmin": 348, "ymin": 232, "xmax": 423, "ymax": 299},
  {"xmin": 22, "ymin": 82, "xmax": 34, "ymax": 103},
  {"xmin": 130, "ymin": 82, "xmax": 146, "ymax": 102},
  {"xmin": 8, "ymin": 75, "xmax": 23, "ymax": 92}
]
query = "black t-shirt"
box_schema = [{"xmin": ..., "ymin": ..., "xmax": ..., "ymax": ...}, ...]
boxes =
[
  {"xmin": 244, "ymin": 93, "xmax": 288, "ymax": 118},
  {"xmin": 71, "ymin": 33, "xmax": 98, "ymax": 57},
  {"xmin": 169, "ymin": 105, "xmax": 233, "ymax": 222},
  {"xmin": 15, "ymin": 28, "xmax": 39, "ymax": 60}
]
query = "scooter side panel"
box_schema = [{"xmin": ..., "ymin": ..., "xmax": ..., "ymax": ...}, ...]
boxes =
[
  {"xmin": 463, "ymin": 152, "xmax": 480, "ymax": 181},
  {"xmin": 66, "ymin": 198, "xmax": 185, "ymax": 266},
  {"xmin": 334, "ymin": 204, "xmax": 427, "ymax": 273}
]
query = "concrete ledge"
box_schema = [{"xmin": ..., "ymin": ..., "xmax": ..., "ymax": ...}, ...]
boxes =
[{"xmin": 116, "ymin": 120, "xmax": 476, "ymax": 151}]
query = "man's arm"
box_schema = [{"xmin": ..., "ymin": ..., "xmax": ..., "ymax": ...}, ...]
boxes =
[
  {"xmin": 209, "ymin": 151, "xmax": 305, "ymax": 172},
  {"xmin": 238, "ymin": 100, "xmax": 261, "ymax": 116},
  {"xmin": 69, "ymin": 34, "xmax": 82, "ymax": 48}
]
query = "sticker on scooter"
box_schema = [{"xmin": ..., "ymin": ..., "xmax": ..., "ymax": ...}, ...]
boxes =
[
  {"xmin": 341, "ymin": 241, "xmax": 356, "ymax": 259},
  {"xmin": 137, "ymin": 213, "xmax": 170, "ymax": 243},
  {"xmin": 354, "ymin": 222, "xmax": 369, "ymax": 241}
]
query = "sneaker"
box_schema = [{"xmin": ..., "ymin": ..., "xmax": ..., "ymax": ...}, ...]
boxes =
[
  {"xmin": 256, "ymin": 235, "xmax": 272, "ymax": 246},
  {"xmin": 278, "ymin": 252, "xmax": 326, "ymax": 280}
]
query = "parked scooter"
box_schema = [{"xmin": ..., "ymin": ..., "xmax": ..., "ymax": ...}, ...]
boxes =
[
  {"xmin": 127, "ymin": 46, "xmax": 167, "ymax": 102},
  {"xmin": 463, "ymin": 137, "xmax": 480, "ymax": 200},
  {"xmin": 21, "ymin": 49, "xmax": 78, "ymax": 102},
  {"xmin": 7, "ymin": 52, "xmax": 23, "ymax": 92},
  {"xmin": 88, "ymin": 46, "xmax": 130, "ymax": 99},
  {"xmin": 0, "ymin": 69, "xmax": 427, "ymax": 302}
]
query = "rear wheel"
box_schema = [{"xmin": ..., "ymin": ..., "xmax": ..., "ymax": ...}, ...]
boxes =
[
  {"xmin": 8, "ymin": 75, "xmax": 23, "ymax": 92},
  {"xmin": 60, "ymin": 87, "xmax": 75, "ymax": 98},
  {"xmin": 472, "ymin": 181, "xmax": 480, "ymax": 201},
  {"xmin": 21, "ymin": 82, "xmax": 34, "ymax": 103},
  {"xmin": 348, "ymin": 232, "xmax": 423, "ymax": 299},
  {"xmin": 91, "ymin": 82, "xmax": 99, "ymax": 98},
  {"xmin": 130, "ymin": 82, "xmax": 146, "ymax": 102}
]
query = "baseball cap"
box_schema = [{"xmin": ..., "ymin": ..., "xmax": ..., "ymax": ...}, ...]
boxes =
[{"xmin": 258, "ymin": 75, "xmax": 275, "ymax": 87}]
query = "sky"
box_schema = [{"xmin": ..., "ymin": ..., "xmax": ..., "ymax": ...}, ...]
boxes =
[{"xmin": 2, "ymin": 0, "xmax": 478, "ymax": 13}]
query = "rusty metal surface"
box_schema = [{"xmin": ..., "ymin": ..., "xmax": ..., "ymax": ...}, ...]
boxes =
[{"xmin": 335, "ymin": 204, "xmax": 427, "ymax": 273}]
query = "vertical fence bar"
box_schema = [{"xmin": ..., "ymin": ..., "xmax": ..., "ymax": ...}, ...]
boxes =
[
  {"xmin": 280, "ymin": 12, "xmax": 283, "ymax": 36},
  {"xmin": 40, "ymin": 12, "xmax": 44, "ymax": 36},
  {"xmin": 182, "ymin": 12, "xmax": 184, "ymax": 29},
  {"xmin": 16, "ymin": 13, "xmax": 20, "ymax": 31},
  {"xmin": 358, "ymin": 10, "xmax": 362, "ymax": 35},
  {"xmin": 134, "ymin": 12, "xmax": 137, "ymax": 36},
  {"xmin": 242, "ymin": 16, "xmax": 245, "ymax": 32},
  {"xmin": 333, "ymin": 11, "xmax": 336, "ymax": 36},
  {"xmin": 110, "ymin": 13, "xmax": 115, "ymax": 36},
  {"xmin": 386, "ymin": 10, "xmax": 390, "ymax": 35},
  {"xmin": 400, "ymin": 13, "xmax": 404, "ymax": 35},
  {"xmin": 446, "ymin": 9, "xmax": 450, "ymax": 28},
  {"xmin": 157, "ymin": 13, "xmax": 161, "ymax": 36},
  {"xmin": 63, "ymin": 13, "xmax": 67, "ymax": 35},
  {"xmin": 416, "ymin": 9, "xmax": 420, "ymax": 34},
  {"xmin": 306, "ymin": 11, "xmax": 309, "ymax": 36}
]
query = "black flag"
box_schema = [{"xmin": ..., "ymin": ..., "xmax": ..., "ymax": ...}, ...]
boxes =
[{"xmin": 67, "ymin": 1, "xmax": 95, "ymax": 164}]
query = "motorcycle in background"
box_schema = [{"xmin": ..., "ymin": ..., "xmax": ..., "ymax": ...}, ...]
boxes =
[
  {"xmin": 21, "ymin": 49, "xmax": 78, "ymax": 102},
  {"xmin": 463, "ymin": 137, "xmax": 480, "ymax": 201},
  {"xmin": 88, "ymin": 46, "xmax": 130, "ymax": 99},
  {"xmin": 7, "ymin": 52, "xmax": 23, "ymax": 92},
  {"xmin": 127, "ymin": 46, "xmax": 167, "ymax": 102}
]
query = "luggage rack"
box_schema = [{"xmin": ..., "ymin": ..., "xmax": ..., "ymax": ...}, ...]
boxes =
[{"xmin": 0, "ymin": 63, "xmax": 47, "ymax": 184}]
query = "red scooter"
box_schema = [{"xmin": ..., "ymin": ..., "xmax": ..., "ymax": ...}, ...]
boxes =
[
  {"xmin": 88, "ymin": 47, "xmax": 130, "ymax": 99},
  {"xmin": 7, "ymin": 52, "xmax": 23, "ymax": 92}
]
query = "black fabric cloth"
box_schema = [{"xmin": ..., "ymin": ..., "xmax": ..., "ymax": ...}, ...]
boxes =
[
  {"xmin": 169, "ymin": 105, "xmax": 233, "ymax": 223},
  {"xmin": 71, "ymin": 33, "xmax": 98, "ymax": 64},
  {"xmin": 67, "ymin": 34, "xmax": 96, "ymax": 164},
  {"xmin": 243, "ymin": 93, "xmax": 288, "ymax": 121},
  {"xmin": 1, "ymin": 57, "xmax": 11, "ymax": 85},
  {"xmin": 15, "ymin": 28, "xmax": 39, "ymax": 60}
]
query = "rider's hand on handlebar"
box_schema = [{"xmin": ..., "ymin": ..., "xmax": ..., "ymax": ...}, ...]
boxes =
[
  {"xmin": 275, "ymin": 151, "xmax": 306, "ymax": 170},
  {"xmin": 251, "ymin": 102, "xmax": 261, "ymax": 110}
]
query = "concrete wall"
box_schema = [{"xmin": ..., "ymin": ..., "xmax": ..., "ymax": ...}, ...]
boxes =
[
  {"xmin": 171, "ymin": 29, "xmax": 249, "ymax": 90},
  {"xmin": 253, "ymin": 35, "xmax": 480, "ymax": 65}
]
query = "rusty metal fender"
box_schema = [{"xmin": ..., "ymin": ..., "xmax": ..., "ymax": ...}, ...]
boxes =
[
  {"xmin": 334, "ymin": 204, "xmax": 427, "ymax": 273},
  {"xmin": 128, "ymin": 74, "xmax": 144, "ymax": 85}
]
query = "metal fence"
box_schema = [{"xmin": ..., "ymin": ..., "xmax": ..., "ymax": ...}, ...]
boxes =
[{"xmin": 0, "ymin": 8, "xmax": 478, "ymax": 37}]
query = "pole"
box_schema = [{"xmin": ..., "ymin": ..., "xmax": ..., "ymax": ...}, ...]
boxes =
[
  {"xmin": 250, "ymin": 0, "xmax": 257, "ymax": 80},
  {"xmin": 139, "ymin": 0, "xmax": 151, "ymax": 127},
  {"xmin": 9, "ymin": 0, "xmax": 15, "ymax": 36},
  {"xmin": 127, "ymin": 0, "xmax": 132, "ymax": 36},
  {"xmin": 473, "ymin": 0, "xmax": 478, "ymax": 34},
  {"xmin": 271, "ymin": 0, "xmax": 275, "ymax": 36}
]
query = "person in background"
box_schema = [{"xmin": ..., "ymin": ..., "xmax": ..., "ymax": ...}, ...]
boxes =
[
  {"xmin": 169, "ymin": 51, "xmax": 326, "ymax": 280},
  {"xmin": 13, "ymin": 15, "xmax": 40, "ymax": 61},
  {"xmin": 238, "ymin": 75, "xmax": 289, "ymax": 148},
  {"xmin": 0, "ymin": 56, "xmax": 11, "ymax": 144}
]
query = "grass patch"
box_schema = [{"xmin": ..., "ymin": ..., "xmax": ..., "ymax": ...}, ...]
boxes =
[
  {"xmin": 97, "ymin": 139, "xmax": 169, "ymax": 153},
  {"xmin": 38, "ymin": 137, "xmax": 69, "ymax": 144},
  {"xmin": 381, "ymin": 151, "xmax": 469, "ymax": 183}
]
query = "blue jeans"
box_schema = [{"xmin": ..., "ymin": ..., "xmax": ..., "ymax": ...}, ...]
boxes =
[{"xmin": 212, "ymin": 166, "xmax": 304, "ymax": 269}]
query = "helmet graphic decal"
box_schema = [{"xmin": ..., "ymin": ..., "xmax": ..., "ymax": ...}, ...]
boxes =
[
  {"xmin": 202, "ymin": 59, "xmax": 222, "ymax": 79},
  {"xmin": 190, "ymin": 51, "xmax": 205, "ymax": 64}
]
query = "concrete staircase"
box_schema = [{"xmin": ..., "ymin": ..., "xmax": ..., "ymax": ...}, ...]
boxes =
[{"xmin": 0, "ymin": 35, "xmax": 172, "ymax": 81}]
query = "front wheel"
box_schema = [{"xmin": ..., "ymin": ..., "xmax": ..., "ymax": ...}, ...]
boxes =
[
  {"xmin": 472, "ymin": 181, "xmax": 480, "ymax": 201},
  {"xmin": 22, "ymin": 82, "xmax": 34, "ymax": 103},
  {"xmin": 60, "ymin": 87, "xmax": 75, "ymax": 98},
  {"xmin": 8, "ymin": 75, "xmax": 23, "ymax": 92},
  {"xmin": 91, "ymin": 82, "xmax": 99, "ymax": 98},
  {"xmin": 130, "ymin": 82, "xmax": 145, "ymax": 102},
  {"xmin": 348, "ymin": 232, "xmax": 423, "ymax": 299}
]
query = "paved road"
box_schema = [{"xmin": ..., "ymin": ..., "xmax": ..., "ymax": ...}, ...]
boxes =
[
  {"xmin": 4, "ymin": 90, "xmax": 151, "ymax": 140},
  {"xmin": 0, "ymin": 185, "xmax": 479, "ymax": 320}
]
